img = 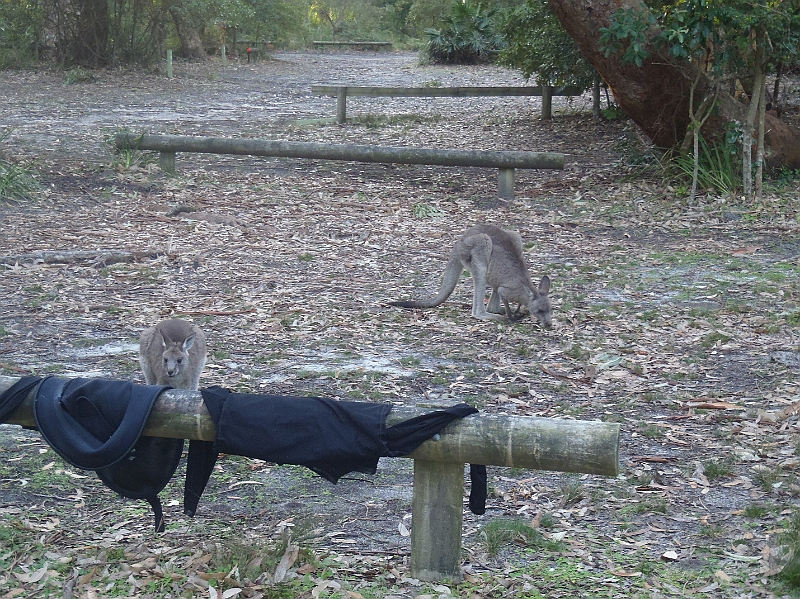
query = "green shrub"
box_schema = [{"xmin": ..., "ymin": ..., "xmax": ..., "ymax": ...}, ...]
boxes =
[
  {"xmin": 422, "ymin": 0, "xmax": 506, "ymax": 64},
  {"xmin": 499, "ymin": 0, "xmax": 595, "ymax": 88},
  {"xmin": 63, "ymin": 67, "xmax": 97, "ymax": 84},
  {"xmin": 668, "ymin": 133, "xmax": 740, "ymax": 196},
  {"xmin": 0, "ymin": 130, "xmax": 40, "ymax": 203}
]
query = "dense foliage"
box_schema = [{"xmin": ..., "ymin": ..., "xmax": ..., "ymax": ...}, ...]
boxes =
[
  {"xmin": 0, "ymin": 0, "xmax": 451, "ymax": 67},
  {"xmin": 421, "ymin": 0, "xmax": 506, "ymax": 64},
  {"xmin": 498, "ymin": 0, "xmax": 595, "ymax": 88}
]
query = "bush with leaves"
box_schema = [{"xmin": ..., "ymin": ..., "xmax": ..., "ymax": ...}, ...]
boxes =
[
  {"xmin": 498, "ymin": 0, "xmax": 595, "ymax": 89},
  {"xmin": 422, "ymin": 0, "xmax": 506, "ymax": 64},
  {"xmin": 0, "ymin": 0, "xmax": 43, "ymax": 68}
]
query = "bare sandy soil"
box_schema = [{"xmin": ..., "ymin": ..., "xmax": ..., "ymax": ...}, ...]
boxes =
[{"xmin": 1, "ymin": 51, "xmax": 800, "ymax": 598}]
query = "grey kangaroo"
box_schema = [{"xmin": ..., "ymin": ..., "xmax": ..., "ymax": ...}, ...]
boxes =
[
  {"xmin": 139, "ymin": 319, "xmax": 207, "ymax": 390},
  {"xmin": 389, "ymin": 224, "xmax": 552, "ymax": 326}
]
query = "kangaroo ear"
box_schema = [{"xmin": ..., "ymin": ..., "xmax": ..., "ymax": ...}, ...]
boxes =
[
  {"xmin": 183, "ymin": 334, "xmax": 195, "ymax": 351},
  {"xmin": 159, "ymin": 331, "xmax": 168, "ymax": 349},
  {"xmin": 539, "ymin": 275, "xmax": 551, "ymax": 294}
]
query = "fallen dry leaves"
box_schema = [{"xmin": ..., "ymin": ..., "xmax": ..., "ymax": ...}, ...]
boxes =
[{"xmin": 0, "ymin": 52, "xmax": 799, "ymax": 598}]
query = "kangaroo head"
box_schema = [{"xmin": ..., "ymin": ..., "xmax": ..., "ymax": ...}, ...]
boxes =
[
  {"xmin": 528, "ymin": 275, "xmax": 552, "ymax": 328},
  {"xmin": 160, "ymin": 332, "xmax": 195, "ymax": 377}
]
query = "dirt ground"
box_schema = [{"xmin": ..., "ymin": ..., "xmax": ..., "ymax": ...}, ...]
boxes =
[{"xmin": 1, "ymin": 51, "xmax": 800, "ymax": 598}]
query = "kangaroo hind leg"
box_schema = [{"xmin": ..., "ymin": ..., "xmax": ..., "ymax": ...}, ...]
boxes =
[
  {"xmin": 459, "ymin": 233, "xmax": 501, "ymax": 320},
  {"xmin": 486, "ymin": 287, "xmax": 504, "ymax": 314}
]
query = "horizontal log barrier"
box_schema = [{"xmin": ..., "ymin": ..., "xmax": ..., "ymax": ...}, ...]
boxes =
[
  {"xmin": 1, "ymin": 375, "xmax": 619, "ymax": 581},
  {"xmin": 310, "ymin": 84, "xmax": 586, "ymax": 123},
  {"xmin": 115, "ymin": 133, "xmax": 565, "ymax": 201},
  {"xmin": 312, "ymin": 41, "xmax": 392, "ymax": 49}
]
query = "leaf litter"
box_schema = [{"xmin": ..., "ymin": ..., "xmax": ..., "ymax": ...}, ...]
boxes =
[{"xmin": 0, "ymin": 51, "xmax": 799, "ymax": 598}]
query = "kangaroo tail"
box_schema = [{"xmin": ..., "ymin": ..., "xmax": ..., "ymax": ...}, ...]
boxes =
[{"xmin": 388, "ymin": 254, "xmax": 462, "ymax": 309}]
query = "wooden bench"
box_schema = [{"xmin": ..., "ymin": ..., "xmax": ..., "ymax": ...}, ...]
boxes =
[
  {"xmin": 115, "ymin": 133, "xmax": 565, "ymax": 201},
  {"xmin": 310, "ymin": 84, "xmax": 586, "ymax": 122},
  {"xmin": 1, "ymin": 374, "xmax": 619, "ymax": 582}
]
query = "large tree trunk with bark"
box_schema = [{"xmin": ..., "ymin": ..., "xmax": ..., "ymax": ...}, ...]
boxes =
[
  {"xmin": 167, "ymin": 1, "xmax": 205, "ymax": 59},
  {"xmin": 549, "ymin": 0, "xmax": 800, "ymax": 170}
]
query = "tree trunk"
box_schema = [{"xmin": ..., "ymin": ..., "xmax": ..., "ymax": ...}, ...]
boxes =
[
  {"xmin": 67, "ymin": 0, "xmax": 111, "ymax": 66},
  {"xmin": 167, "ymin": 1, "xmax": 205, "ymax": 59},
  {"xmin": 548, "ymin": 0, "xmax": 800, "ymax": 170}
]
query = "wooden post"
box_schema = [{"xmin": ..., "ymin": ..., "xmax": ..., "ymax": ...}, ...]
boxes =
[
  {"xmin": 221, "ymin": 44, "xmax": 227, "ymax": 68},
  {"xmin": 160, "ymin": 151, "xmax": 176, "ymax": 174},
  {"xmin": 592, "ymin": 77, "xmax": 601, "ymax": 120},
  {"xmin": 541, "ymin": 85, "xmax": 553, "ymax": 119},
  {"xmin": 166, "ymin": 49, "xmax": 173, "ymax": 79},
  {"xmin": 498, "ymin": 168, "xmax": 514, "ymax": 200},
  {"xmin": 411, "ymin": 460, "xmax": 464, "ymax": 581},
  {"xmin": 336, "ymin": 87, "xmax": 347, "ymax": 124}
]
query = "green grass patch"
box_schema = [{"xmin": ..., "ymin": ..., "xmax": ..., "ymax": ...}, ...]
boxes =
[
  {"xmin": 0, "ymin": 159, "xmax": 41, "ymax": 203},
  {"xmin": 637, "ymin": 422, "xmax": 664, "ymax": 439},
  {"xmin": 0, "ymin": 128, "xmax": 41, "ymax": 203},
  {"xmin": 70, "ymin": 337, "xmax": 114, "ymax": 348},
  {"xmin": 701, "ymin": 331, "xmax": 732, "ymax": 348},
  {"xmin": 702, "ymin": 457, "xmax": 736, "ymax": 481},
  {"xmin": 558, "ymin": 476, "xmax": 585, "ymax": 506},
  {"xmin": 479, "ymin": 518, "xmax": 558, "ymax": 557},
  {"xmin": 564, "ymin": 343, "xmax": 590, "ymax": 360},
  {"xmin": 753, "ymin": 467, "xmax": 783, "ymax": 492},
  {"xmin": 107, "ymin": 130, "xmax": 158, "ymax": 171},
  {"xmin": 412, "ymin": 202, "xmax": 446, "ymax": 218},
  {"xmin": 777, "ymin": 512, "xmax": 800, "ymax": 590},
  {"xmin": 637, "ymin": 309, "xmax": 659, "ymax": 322},
  {"xmin": 618, "ymin": 497, "xmax": 668, "ymax": 516},
  {"xmin": 399, "ymin": 355, "xmax": 421, "ymax": 366}
]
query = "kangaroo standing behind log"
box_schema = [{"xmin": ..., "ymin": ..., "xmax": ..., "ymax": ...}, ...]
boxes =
[
  {"xmin": 388, "ymin": 224, "xmax": 553, "ymax": 326},
  {"xmin": 139, "ymin": 319, "xmax": 207, "ymax": 390}
]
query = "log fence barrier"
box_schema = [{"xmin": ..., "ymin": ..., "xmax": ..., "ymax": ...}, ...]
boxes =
[
  {"xmin": 1, "ymin": 374, "xmax": 618, "ymax": 581},
  {"xmin": 115, "ymin": 133, "xmax": 565, "ymax": 201},
  {"xmin": 309, "ymin": 84, "xmax": 586, "ymax": 123},
  {"xmin": 312, "ymin": 41, "xmax": 392, "ymax": 51}
]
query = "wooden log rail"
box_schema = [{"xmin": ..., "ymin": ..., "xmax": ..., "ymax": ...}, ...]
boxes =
[
  {"xmin": 312, "ymin": 41, "xmax": 392, "ymax": 50},
  {"xmin": 115, "ymin": 133, "xmax": 565, "ymax": 201},
  {"xmin": 1, "ymin": 375, "xmax": 618, "ymax": 581},
  {"xmin": 310, "ymin": 84, "xmax": 586, "ymax": 123}
]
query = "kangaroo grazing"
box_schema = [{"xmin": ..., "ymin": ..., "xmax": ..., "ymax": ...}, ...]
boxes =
[
  {"xmin": 139, "ymin": 319, "xmax": 207, "ymax": 390},
  {"xmin": 388, "ymin": 224, "xmax": 553, "ymax": 326}
]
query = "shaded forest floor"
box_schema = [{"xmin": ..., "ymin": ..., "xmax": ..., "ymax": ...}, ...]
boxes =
[{"xmin": 1, "ymin": 51, "xmax": 800, "ymax": 598}]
